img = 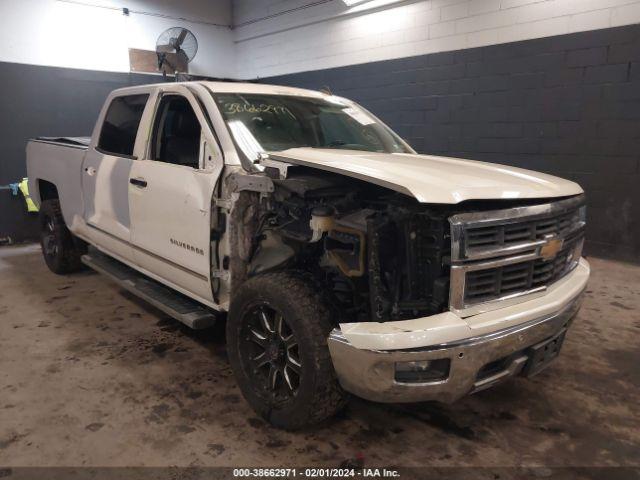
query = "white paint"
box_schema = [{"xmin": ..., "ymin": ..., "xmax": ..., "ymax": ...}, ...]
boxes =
[
  {"xmin": 0, "ymin": 0, "xmax": 234, "ymax": 77},
  {"xmin": 263, "ymin": 147, "xmax": 584, "ymax": 204},
  {"xmin": 232, "ymin": 0, "xmax": 640, "ymax": 79}
]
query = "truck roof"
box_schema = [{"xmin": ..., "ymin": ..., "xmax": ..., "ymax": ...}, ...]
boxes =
[{"xmin": 111, "ymin": 81, "xmax": 327, "ymax": 99}]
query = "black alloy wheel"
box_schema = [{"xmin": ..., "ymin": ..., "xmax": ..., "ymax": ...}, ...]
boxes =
[
  {"xmin": 42, "ymin": 214, "xmax": 59, "ymax": 260},
  {"xmin": 227, "ymin": 271, "xmax": 348, "ymax": 429},
  {"xmin": 240, "ymin": 303, "xmax": 302, "ymax": 402},
  {"xmin": 39, "ymin": 199, "xmax": 86, "ymax": 274}
]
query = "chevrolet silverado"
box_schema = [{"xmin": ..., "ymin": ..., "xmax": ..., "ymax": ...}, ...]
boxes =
[{"xmin": 26, "ymin": 82, "xmax": 589, "ymax": 429}]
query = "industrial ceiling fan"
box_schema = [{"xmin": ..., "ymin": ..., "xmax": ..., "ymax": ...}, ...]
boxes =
[{"xmin": 156, "ymin": 27, "xmax": 198, "ymax": 79}]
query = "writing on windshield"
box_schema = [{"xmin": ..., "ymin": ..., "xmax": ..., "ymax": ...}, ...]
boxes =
[{"xmin": 213, "ymin": 93, "xmax": 411, "ymax": 160}]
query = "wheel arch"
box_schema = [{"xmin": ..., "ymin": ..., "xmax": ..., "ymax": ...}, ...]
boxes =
[{"xmin": 36, "ymin": 179, "xmax": 59, "ymax": 203}]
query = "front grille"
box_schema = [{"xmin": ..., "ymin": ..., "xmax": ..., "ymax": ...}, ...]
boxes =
[
  {"xmin": 465, "ymin": 208, "xmax": 582, "ymax": 254},
  {"xmin": 449, "ymin": 195, "xmax": 586, "ymax": 315},
  {"xmin": 464, "ymin": 233, "xmax": 582, "ymax": 304}
]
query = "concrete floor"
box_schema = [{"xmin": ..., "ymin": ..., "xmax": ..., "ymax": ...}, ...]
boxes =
[{"xmin": 0, "ymin": 244, "xmax": 638, "ymax": 469}]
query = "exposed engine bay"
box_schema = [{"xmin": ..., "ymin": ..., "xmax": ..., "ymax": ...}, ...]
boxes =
[{"xmin": 225, "ymin": 163, "xmax": 452, "ymax": 324}]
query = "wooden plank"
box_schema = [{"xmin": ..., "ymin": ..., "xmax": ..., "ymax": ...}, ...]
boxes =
[{"xmin": 128, "ymin": 48, "xmax": 189, "ymax": 75}]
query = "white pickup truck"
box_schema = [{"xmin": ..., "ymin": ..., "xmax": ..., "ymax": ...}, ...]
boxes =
[{"xmin": 26, "ymin": 81, "xmax": 589, "ymax": 429}]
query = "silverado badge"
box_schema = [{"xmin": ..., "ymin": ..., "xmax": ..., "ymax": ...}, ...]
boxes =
[{"xmin": 170, "ymin": 238, "xmax": 205, "ymax": 256}]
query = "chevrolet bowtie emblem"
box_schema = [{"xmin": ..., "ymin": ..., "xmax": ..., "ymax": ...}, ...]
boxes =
[{"xmin": 540, "ymin": 237, "xmax": 564, "ymax": 260}]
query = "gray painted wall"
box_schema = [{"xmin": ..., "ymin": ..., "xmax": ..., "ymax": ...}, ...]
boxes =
[{"xmin": 265, "ymin": 25, "xmax": 640, "ymax": 262}]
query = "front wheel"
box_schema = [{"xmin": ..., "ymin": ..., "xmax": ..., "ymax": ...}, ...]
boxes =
[
  {"xmin": 227, "ymin": 272, "xmax": 348, "ymax": 430},
  {"xmin": 39, "ymin": 199, "xmax": 87, "ymax": 274}
]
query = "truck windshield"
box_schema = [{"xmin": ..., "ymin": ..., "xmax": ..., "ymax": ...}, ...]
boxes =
[{"xmin": 212, "ymin": 93, "xmax": 412, "ymax": 159}]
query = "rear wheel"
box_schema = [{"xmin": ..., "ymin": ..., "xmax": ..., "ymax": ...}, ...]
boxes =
[
  {"xmin": 227, "ymin": 272, "xmax": 348, "ymax": 430},
  {"xmin": 39, "ymin": 199, "xmax": 87, "ymax": 274}
]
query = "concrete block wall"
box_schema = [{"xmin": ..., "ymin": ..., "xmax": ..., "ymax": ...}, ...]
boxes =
[
  {"xmin": 265, "ymin": 24, "xmax": 640, "ymax": 261},
  {"xmin": 233, "ymin": 0, "xmax": 640, "ymax": 80}
]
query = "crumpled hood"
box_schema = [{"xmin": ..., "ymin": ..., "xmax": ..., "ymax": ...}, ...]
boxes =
[{"xmin": 267, "ymin": 148, "xmax": 583, "ymax": 204}]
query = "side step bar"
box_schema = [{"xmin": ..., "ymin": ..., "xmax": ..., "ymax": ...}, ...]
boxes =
[{"xmin": 81, "ymin": 250, "xmax": 217, "ymax": 330}]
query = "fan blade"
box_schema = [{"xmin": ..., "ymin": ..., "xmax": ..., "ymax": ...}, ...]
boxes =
[
  {"xmin": 176, "ymin": 50, "xmax": 189, "ymax": 70},
  {"xmin": 157, "ymin": 44, "xmax": 175, "ymax": 53},
  {"xmin": 176, "ymin": 28, "xmax": 188, "ymax": 47}
]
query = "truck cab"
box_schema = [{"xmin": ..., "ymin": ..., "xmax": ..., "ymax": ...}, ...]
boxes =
[
  {"xmin": 62, "ymin": 84, "xmax": 226, "ymax": 308},
  {"xmin": 26, "ymin": 81, "xmax": 589, "ymax": 429}
]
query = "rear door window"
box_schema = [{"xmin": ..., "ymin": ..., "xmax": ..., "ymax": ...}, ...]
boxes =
[{"xmin": 98, "ymin": 94, "xmax": 149, "ymax": 157}]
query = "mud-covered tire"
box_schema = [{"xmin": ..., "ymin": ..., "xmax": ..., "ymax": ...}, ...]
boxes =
[
  {"xmin": 39, "ymin": 199, "xmax": 87, "ymax": 274},
  {"xmin": 227, "ymin": 271, "xmax": 348, "ymax": 430}
]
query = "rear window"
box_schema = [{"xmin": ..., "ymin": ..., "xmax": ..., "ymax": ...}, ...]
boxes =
[{"xmin": 98, "ymin": 94, "xmax": 149, "ymax": 157}]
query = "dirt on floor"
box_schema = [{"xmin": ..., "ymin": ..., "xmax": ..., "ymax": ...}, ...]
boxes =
[{"xmin": 0, "ymin": 244, "xmax": 638, "ymax": 471}]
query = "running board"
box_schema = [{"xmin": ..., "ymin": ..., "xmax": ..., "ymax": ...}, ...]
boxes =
[{"xmin": 81, "ymin": 251, "xmax": 217, "ymax": 330}]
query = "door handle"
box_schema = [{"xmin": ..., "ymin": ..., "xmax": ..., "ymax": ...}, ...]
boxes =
[
  {"xmin": 84, "ymin": 167, "xmax": 96, "ymax": 176},
  {"xmin": 129, "ymin": 178, "xmax": 148, "ymax": 188}
]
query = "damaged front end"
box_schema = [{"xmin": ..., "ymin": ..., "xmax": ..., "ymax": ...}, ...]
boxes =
[
  {"xmin": 217, "ymin": 155, "xmax": 589, "ymax": 405},
  {"xmin": 224, "ymin": 161, "xmax": 452, "ymax": 325}
]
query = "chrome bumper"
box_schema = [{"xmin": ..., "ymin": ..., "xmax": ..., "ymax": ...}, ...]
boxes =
[{"xmin": 327, "ymin": 290, "xmax": 584, "ymax": 403}]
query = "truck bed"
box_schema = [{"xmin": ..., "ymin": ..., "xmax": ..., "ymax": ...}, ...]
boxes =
[
  {"xmin": 32, "ymin": 136, "xmax": 91, "ymax": 149},
  {"xmin": 26, "ymin": 136, "xmax": 89, "ymax": 228}
]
